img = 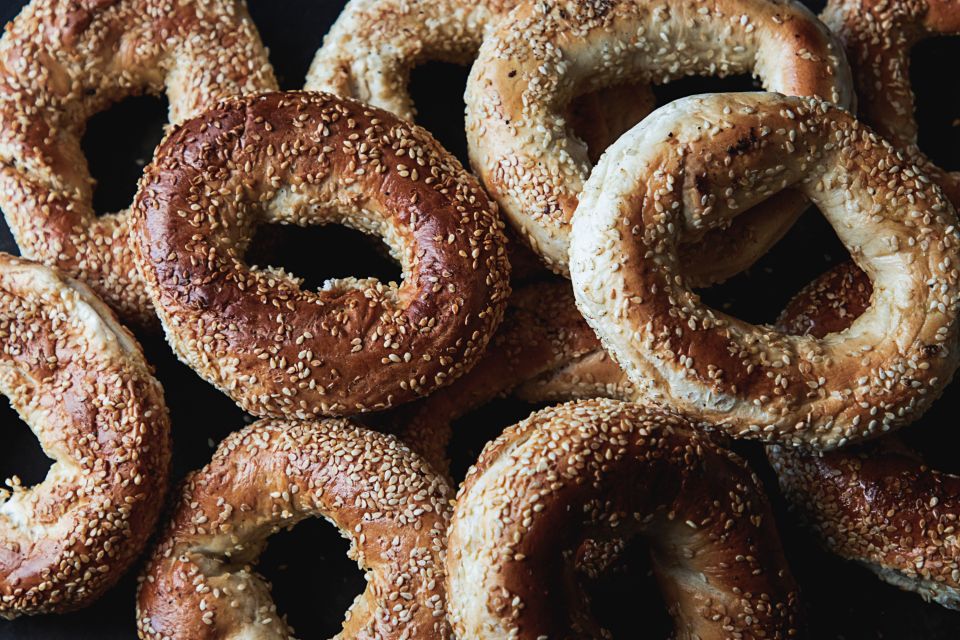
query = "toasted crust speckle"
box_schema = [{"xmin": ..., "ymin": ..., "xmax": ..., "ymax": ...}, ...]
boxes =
[
  {"xmin": 396, "ymin": 281, "xmax": 599, "ymax": 473},
  {"xmin": 822, "ymin": 0, "xmax": 960, "ymax": 207},
  {"xmin": 306, "ymin": 0, "xmax": 654, "ymax": 157}
]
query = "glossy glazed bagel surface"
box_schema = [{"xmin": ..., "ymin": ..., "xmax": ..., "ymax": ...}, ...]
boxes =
[
  {"xmin": 132, "ymin": 91, "xmax": 511, "ymax": 418},
  {"xmin": 770, "ymin": 261, "xmax": 960, "ymax": 609}
]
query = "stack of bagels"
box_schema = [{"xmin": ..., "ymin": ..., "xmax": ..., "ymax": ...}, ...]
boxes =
[{"xmin": 0, "ymin": 0, "xmax": 957, "ymax": 637}]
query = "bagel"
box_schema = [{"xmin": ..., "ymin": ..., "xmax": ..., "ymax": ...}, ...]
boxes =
[
  {"xmin": 137, "ymin": 418, "xmax": 451, "ymax": 639},
  {"xmin": 306, "ymin": 0, "xmax": 654, "ymax": 157},
  {"xmin": 822, "ymin": 0, "xmax": 960, "ymax": 206},
  {"xmin": 446, "ymin": 398, "xmax": 802, "ymax": 639},
  {"xmin": 570, "ymin": 92, "xmax": 960, "ymax": 449},
  {"xmin": 131, "ymin": 91, "xmax": 511, "ymax": 418},
  {"xmin": 0, "ymin": 253, "xmax": 170, "ymax": 617},
  {"xmin": 0, "ymin": 0, "xmax": 277, "ymax": 325},
  {"xmin": 466, "ymin": 0, "xmax": 853, "ymax": 278},
  {"xmin": 769, "ymin": 261, "xmax": 960, "ymax": 609}
]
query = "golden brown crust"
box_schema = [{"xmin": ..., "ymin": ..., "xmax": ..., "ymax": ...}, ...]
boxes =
[
  {"xmin": 571, "ymin": 92, "xmax": 960, "ymax": 449},
  {"xmin": 0, "ymin": 0, "xmax": 278, "ymax": 325},
  {"xmin": 136, "ymin": 418, "xmax": 452, "ymax": 639},
  {"xmin": 770, "ymin": 261, "xmax": 960, "ymax": 609},
  {"xmin": 466, "ymin": 0, "xmax": 853, "ymax": 277},
  {"xmin": 132, "ymin": 91, "xmax": 511, "ymax": 418},
  {"xmin": 396, "ymin": 281, "xmax": 599, "ymax": 473},
  {"xmin": 0, "ymin": 253, "xmax": 170, "ymax": 617},
  {"xmin": 822, "ymin": 0, "xmax": 960, "ymax": 207},
  {"xmin": 447, "ymin": 398, "xmax": 802, "ymax": 639}
]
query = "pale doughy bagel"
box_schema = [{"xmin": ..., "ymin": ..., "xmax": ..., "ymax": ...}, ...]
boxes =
[
  {"xmin": 0, "ymin": 0, "xmax": 277, "ymax": 324},
  {"xmin": 0, "ymin": 253, "xmax": 170, "ymax": 617},
  {"xmin": 397, "ymin": 281, "xmax": 599, "ymax": 473},
  {"xmin": 570, "ymin": 92, "xmax": 960, "ymax": 449},
  {"xmin": 466, "ymin": 0, "xmax": 853, "ymax": 277}
]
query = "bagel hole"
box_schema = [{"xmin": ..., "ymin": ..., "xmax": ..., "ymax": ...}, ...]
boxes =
[
  {"xmin": 447, "ymin": 397, "xmax": 551, "ymax": 484},
  {"xmin": 244, "ymin": 223, "xmax": 402, "ymax": 292},
  {"xmin": 81, "ymin": 94, "xmax": 168, "ymax": 216},
  {"xmin": 696, "ymin": 206, "xmax": 849, "ymax": 325},
  {"xmin": 584, "ymin": 538, "xmax": 672, "ymax": 638},
  {"xmin": 911, "ymin": 36, "xmax": 960, "ymax": 172},
  {"xmin": 650, "ymin": 73, "xmax": 761, "ymax": 108},
  {"xmin": 896, "ymin": 375, "xmax": 960, "ymax": 475},
  {"xmin": 569, "ymin": 73, "xmax": 760, "ymax": 162},
  {"xmin": 255, "ymin": 516, "xmax": 366, "ymax": 637},
  {"xmin": 0, "ymin": 397, "xmax": 52, "ymax": 491},
  {"xmin": 409, "ymin": 62, "xmax": 471, "ymax": 165},
  {"xmin": 247, "ymin": 0, "xmax": 333, "ymax": 89}
]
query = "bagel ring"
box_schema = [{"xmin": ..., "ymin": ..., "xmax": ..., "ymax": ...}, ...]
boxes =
[
  {"xmin": 137, "ymin": 418, "xmax": 451, "ymax": 639},
  {"xmin": 570, "ymin": 92, "xmax": 960, "ymax": 449},
  {"xmin": 769, "ymin": 261, "xmax": 960, "ymax": 609},
  {"xmin": 306, "ymin": 0, "xmax": 654, "ymax": 159},
  {"xmin": 132, "ymin": 91, "xmax": 511, "ymax": 418},
  {"xmin": 446, "ymin": 398, "xmax": 802, "ymax": 639},
  {"xmin": 0, "ymin": 0, "xmax": 277, "ymax": 325},
  {"xmin": 822, "ymin": 0, "xmax": 960, "ymax": 206},
  {"xmin": 466, "ymin": 0, "xmax": 853, "ymax": 279},
  {"xmin": 0, "ymin": 253, "xmax": 170, "ymax": 617}
]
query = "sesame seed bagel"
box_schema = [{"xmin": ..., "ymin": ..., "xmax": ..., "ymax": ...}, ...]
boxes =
[
  {"xmin": 769, "ymin": 261, "xmax": 960, "ymax": 609},
  {"xmin": 397, "ymin": 281, "xmax": 600, "ymax": 474},
  {"xmin": 0, "ymin": 0, "xmax": 278, "ymax": 325},
  {"xmin": 136, "ymin": 418, "xmax": 452, "ymax": 639},
  {"xmin": 306, "ymin": 0, "xmax": 654, "ymax": 158},
  {"xmin": 0, "ymin": 253, "xmax": 170, "ymax": 617},
  {"xmin": 466, "ymin": 0, "xmax": 853, "ymax": 279},
  {"xmin": 570, "ymin": 92, "xmax": 960, "ymax": 449},
  {"xmin": 446, "ymin": 398, "xmax": 802, "ymax": 639},
  {"xmin": 131, "ymin": 91, "xmax": 511, "ymax": 418},
  {"xmin": 822, "ymin": 0, "xmax": 960, "ymax": 207}
]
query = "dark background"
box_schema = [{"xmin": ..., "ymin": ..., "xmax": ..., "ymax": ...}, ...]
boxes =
[{"xmin": 0, "ymin": 0, "xmax": 957, "ymax": 637}]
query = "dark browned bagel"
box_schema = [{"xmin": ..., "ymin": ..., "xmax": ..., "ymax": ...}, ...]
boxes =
[
  {"xmin": 822, "ymin": 0, "xmax": 960, "ymax": 207},
  {"xmin": 137, "ymin": 418, "xmax": 451, "ymax": 639},
  {"xmin": 0, "ymin": 253, "xmax": 170, "ymax": 617},
  {"xmin": 0, "ymin": 0, "xmax": 277, "ymax": 325},
  {"xmin": 770, "ymin": 261, "xmax": 960, "ymax": 609},
  {"xmin": 447, "ymin": 398, "xmax": 802, "ymax": 639},
  {"xmin": 131, "ymin": 91, "xmax": 511, "ymax": 418}
]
